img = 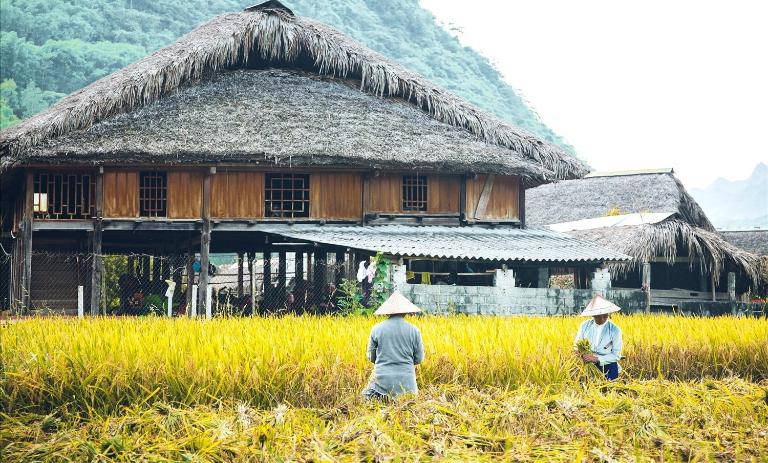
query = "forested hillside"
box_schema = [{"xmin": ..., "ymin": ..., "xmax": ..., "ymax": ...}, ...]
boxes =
[{"xmin": 0, "ymin": 0, "xmax": 571, "ymax": 152}]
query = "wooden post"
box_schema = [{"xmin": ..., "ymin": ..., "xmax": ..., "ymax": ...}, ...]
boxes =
[
  {"xmin": 141, "ymin": 256, "xmax": 150, "ymax": 285},
  {"xmin": 313, "ymin": 249, "xmax": 325, "ymax": 306},
  {"xmin": 21, "ymin": 170, "xmax": 34, "ymax": 313},
  {"xmin": 90, "ymin": 167, "xmax": 104, "ymax": 315},
  {"xmin": 306, "ymin": 252, "xmax": 313, "ymax": 284},
  {"xmin": 642, "ymin": 261, "xmax": 651, "ymax": 313},
  {"xmin": 361, "ymin": 173, "xmax": 370, "ymax": 224},
  {"xmin": 518, "ymin": 184, "xmax": 526, "ymax": 228},
  {"xmin": 295, "ymin": 252, "xmax": 304, "ymax": 280},
  {"xmin": 248, "ymin": 252, "xmax": 255, "ymax": 315},
  {"xmin": 263, "ymin": 252, "xmax": 272, "ymax": 292},
  {"xmin": 459, "ymin": 175, "xmax": 467, "ymax": 222},
  {"xmin": 185, "ymin": 248, "xmax": 194, "ymax": 316},
  {"xmin": 335, "ymin": 251, "xmax": 345, "ymax": 286},
  {"xmin": 151, "ymin": 255, "xmax": 161, "ymax": 288},
  {"xmin": 237, "ymin": 252, "xmax": 244, "ymax": 297},
  {"xmin": 711, "ymin": 274, "xmax": 716, "ymax": 302},
  {"xmin": 277, "ymin": 251, "xmax": 287, "ymax": 306},
  {"xmin": 197, "ymin": 168, "xmax": 213, "ymax": 313}
]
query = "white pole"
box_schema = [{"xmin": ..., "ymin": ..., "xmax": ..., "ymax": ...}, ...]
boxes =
[
  {"xmin": 191, "ymin": 285, "xmax": 198, "ymax": 317},
  {"xmin": 165, "ymin": 280, "xmax": 176, "ymax": 318},
  {"xmin": 77, "ymin": 286, "xmax": 84, "ymax": 318},
  {"xmin": 205, "ymin": 285, "xmax": 212, "ymax": 319}
]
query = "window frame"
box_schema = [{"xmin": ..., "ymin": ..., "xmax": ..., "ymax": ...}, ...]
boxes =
[
  {"xmin": 138, "ymin": 171, "xmax": 168, "ymax": 218},
  {"xmin": 402, "ymin": 174, "xmax": 428, "ymax": 212},
  {"xmin": 32, "ymin": 171, "xmax": 96, "ymax": 220},
  {"xmin": 264, "ymin": 173, "xmax": 311, "ymax": 218}
]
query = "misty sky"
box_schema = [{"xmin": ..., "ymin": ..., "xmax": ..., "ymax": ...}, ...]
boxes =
[{"xmin": 420, "ymin": 0, "xmax": 767, "ymax": 189}]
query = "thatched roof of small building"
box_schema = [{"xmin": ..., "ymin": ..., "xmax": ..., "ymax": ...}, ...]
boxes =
[
  {"xmin": 567, "ymin": 218, "xmax": 762, "ymax": 284},
  {"xmin": 526, "ymin": 170, "xmax": 714, "ymax": 230},
  {"xmin": 721, "ymin": 230, "xmax": 768, "ymax": 256},
  {"xmin": 526, "ymin": 171, "xmax": 764, "ymax": 285},
  {"xmin": 0, "ymin": 1, "xmax": 584, "ymax": 181}
]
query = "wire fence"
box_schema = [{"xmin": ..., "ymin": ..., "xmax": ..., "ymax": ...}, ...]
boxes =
[{"xmin": 3, "ymin": 250, "xmax": 375, "ymax": 316}]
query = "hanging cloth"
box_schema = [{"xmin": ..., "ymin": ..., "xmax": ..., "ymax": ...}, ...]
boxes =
[{"xmin": 356, "ymin": 262, "xmax": 367, "ymax": 283}]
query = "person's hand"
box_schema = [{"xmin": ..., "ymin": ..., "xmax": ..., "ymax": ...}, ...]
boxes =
[{"xmin": 582, "ymin": 354, "xmax": 598, "ymax": 363}]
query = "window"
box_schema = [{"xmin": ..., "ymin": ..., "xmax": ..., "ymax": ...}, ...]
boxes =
[
  {"xmin": 265, "ymin": 173, "xmax": 310, "ymax": 218},
  {"xmin": 402, "ymin": 175, "xmax": 427, "ymax": 212},
  {"xmin": 33, "ymin": 172, "xmax": 95, "ymax": 219},
  {"xmin": 139, "ymin": 171, "xmax": 167, "ymax": 217}
]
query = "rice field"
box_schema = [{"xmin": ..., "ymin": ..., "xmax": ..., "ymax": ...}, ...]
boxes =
[{"xmin": 2, "ymin": 315, "xmax": 767, "ymax": 461}]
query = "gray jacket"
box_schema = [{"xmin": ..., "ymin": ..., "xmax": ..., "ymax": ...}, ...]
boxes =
[{"xmin": 363, "ymin": 316, "xmax": 425, "ymax": 397}]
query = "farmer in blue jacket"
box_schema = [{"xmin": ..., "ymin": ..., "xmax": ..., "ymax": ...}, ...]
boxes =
[{"xmin": 574, "ymin": 294, "xmax": 623, "ymax": 380}]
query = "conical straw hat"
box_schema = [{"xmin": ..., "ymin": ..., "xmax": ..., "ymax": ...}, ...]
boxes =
[
  {"xmin": 374, "ymin": 291, "xmax": 422, "ymax": 315},
  {"xmin": 580, "ymin": 294, "xmax": 621, "ymax": 316}
]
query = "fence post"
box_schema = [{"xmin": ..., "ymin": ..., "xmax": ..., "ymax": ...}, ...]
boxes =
[
  {"xmin": 165, "ymin": 280, "xmax": 175, "ymax": 317},
  {"xmin": 205, "ymin": 285, "xmax": 212, "ymax": 319},
  {"xmin": 77, "ymin": 285, "xmax": 84, "ymax": 318},
  {"xmin": 191, "ymin": 284, "xmax": 198, "ymax": 317}
]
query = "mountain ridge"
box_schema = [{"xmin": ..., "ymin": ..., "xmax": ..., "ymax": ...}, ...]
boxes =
[{"xmin": 690, "ymin": 162, "xmax": 768, "ymax": 229}]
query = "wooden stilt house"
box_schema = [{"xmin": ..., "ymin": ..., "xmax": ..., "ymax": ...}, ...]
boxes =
[{"xmin": 0, "ymin": 1, "xmax": 627, "ymax": 315}]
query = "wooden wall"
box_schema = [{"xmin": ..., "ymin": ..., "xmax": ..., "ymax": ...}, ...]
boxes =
[
  {"xmin": 57, "ymin": 168, "xmax": 519, "ymax": 222},
  {"xmin": 428, "ymin": 175, "xmax": 461, "ymax": 213},
  {"xmin": 367, "ymin": 174, "xmax": 402, "ymax": 213},
  {"xmin": 103, "ymin": 171, "xmax": 138, "ymax": 218},
  {"xmin": 311, "ymin": 172, "xmax": 362, "ymax": 219},
  {"xmin": 211, "ymin": 171, "xmax": 264, "ymax": 218},
  {"xmin": 167, "ymin": 171, "xmax": 203, "ymax": 219},
  {"xmin": 465, "ymin": 175, "xmax": 519, "ymax": 221},
  {"xmin": 368, "ymin": 174, "xmax": 461, "ymax": 214}
]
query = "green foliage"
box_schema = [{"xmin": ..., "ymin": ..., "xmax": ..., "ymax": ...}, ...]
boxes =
[
  {"xmin": 336, "ymin": 279, "xmax": 372, "ymax": 316},
  {"xmin": 0, "ymin": 0, "xmax": 572, "ymax": 153},
  {"xmin": 143, "ymin": 294, "xmax": 165, "ymax": 315},
  {"xmin": 370, "ymin": 251, "xmax": 393, "ymax": 307}
]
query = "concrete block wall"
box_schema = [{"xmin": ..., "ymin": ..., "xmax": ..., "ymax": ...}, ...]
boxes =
[{"xmin": 397, "ymin": 284, "xmax": 646, "ymax": 315}]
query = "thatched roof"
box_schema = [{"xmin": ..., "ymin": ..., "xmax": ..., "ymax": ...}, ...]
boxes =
[
  {"xmin": 567, "ymin": 217, "xmax": 763, "ymax": 284},
  {"xmin": 721, "ymin": 230, "xmax": 768, "ymax": 256},
  {"xmin": 13, "ymin": 70, "xmax": 549, "ymax": 177},
  {"xmin": 0, "ymin": 1, "xmax": 585, "ymax": 180},
  {"xmin": 526, "ymin": 171, "xmax": 714, "ymax": 230},
  {"xmin": 526, "ymin": 171, "xmax": 764, "ymax": 284}
]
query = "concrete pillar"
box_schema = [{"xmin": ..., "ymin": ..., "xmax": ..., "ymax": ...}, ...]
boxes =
[
  {"xmin": 641, "ymin": 261, "xmax": 651, "ymax": 313},
  {"xmin": 727, "ymin": 272, "xmax": 736, "ymax": 315},
  {"xmin": 727, "ymin": 272, "xmax": 736, "ymax": 301},
  {"xmin": 591, "ymin": 268, "xmax": 612, "ymax": 295},
  {"xmin": 537, "ymin": 267, "xmax": 550, "ymax": 289},
  {"xmin": 393, "ymin": 264, "xmax": 408, "ymax": 290},
  {"xmin": 494, "ymin": 266, "xmax": 515, "ymax": 288}
]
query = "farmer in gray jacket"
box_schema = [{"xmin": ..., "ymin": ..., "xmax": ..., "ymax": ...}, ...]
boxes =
[{"xmin": 362, "ymin": 291, "xmax": 425, "ymax": 400}]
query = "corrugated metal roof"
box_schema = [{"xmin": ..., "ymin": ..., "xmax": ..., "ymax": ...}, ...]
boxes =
[
  {"xmin": 549, "ymin": 212, "xmax": 676, "ymax": 232},
  {"xmin": 258, "ymin": 225, "xmax": 631, "ymax": 263}
]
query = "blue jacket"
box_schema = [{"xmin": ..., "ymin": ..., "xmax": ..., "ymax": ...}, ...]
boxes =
[
  {"xmin": 574, "ymin": 319, "xmax": 623, "ymax": 369},
  {"xmin": 363, "ymin": 316, "xmax": 424, "ymax": 397}
]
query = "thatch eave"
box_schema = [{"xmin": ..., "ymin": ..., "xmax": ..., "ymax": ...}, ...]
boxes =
[{"xmin": 567, "ymin": 218, "xmax": 763, "ymax": 285}]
